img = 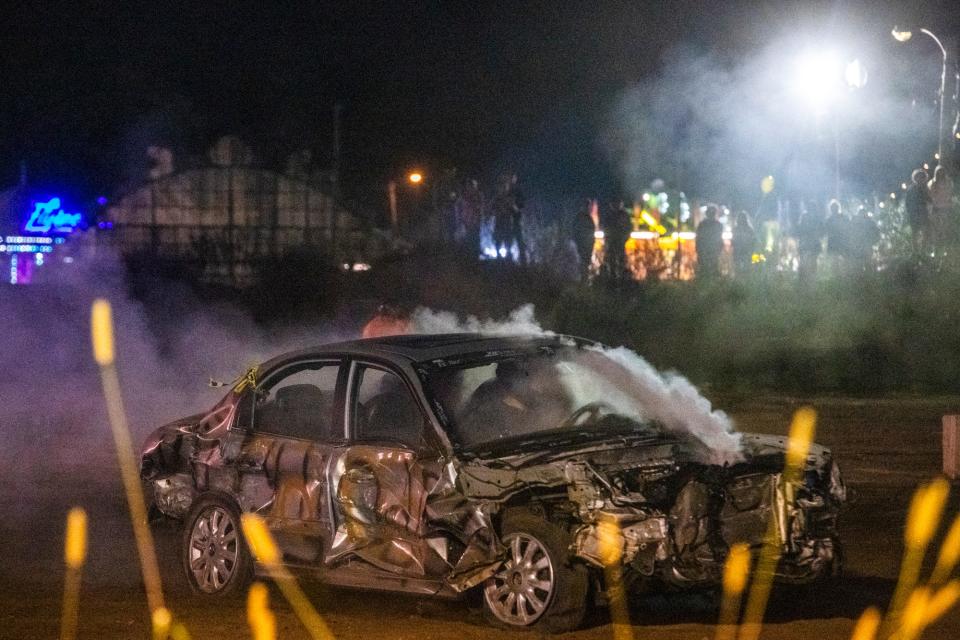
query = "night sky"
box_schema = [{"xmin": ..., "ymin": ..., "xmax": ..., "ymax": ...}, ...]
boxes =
[{"xmin": 1, "ymin": 1, "xmax": 958, "ymax": 210}]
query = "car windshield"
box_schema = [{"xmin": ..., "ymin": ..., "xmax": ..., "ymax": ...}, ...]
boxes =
[{"xmin": 420, "ymin": 346, "xmax": 664, "ymax": 449}]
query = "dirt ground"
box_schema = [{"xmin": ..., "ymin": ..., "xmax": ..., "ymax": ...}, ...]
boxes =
[{"xmin": 4, "ymin": 393, "xmax": 960, "ymax": 640}]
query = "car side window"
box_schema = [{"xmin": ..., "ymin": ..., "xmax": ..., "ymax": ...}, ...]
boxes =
[
  {"xmin": 252, "ymin": 363, "xmax": 341, "ymax": 441},
  {"xmin": 353, "ymin": 365, "xmax": 424, "ymax": 449}
]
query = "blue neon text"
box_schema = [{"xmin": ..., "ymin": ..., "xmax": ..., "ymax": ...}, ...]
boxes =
[{"xmin": 23, "ymin": 198, "xmax": 82, "ymax": 234}]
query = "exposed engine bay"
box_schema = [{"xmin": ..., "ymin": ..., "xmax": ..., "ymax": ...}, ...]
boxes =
[{"xmin": 455, "ymin": 431, "xmax": 845, "ymax": 588}]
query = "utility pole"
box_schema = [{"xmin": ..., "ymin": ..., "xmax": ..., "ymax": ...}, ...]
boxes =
[
  {"xmin": 330, "ymin": 102, "xmax": 342, "ymax": 253},
  {"xmin": 332, "ymin": 102, "xmax": 342, "ymax": 195}
]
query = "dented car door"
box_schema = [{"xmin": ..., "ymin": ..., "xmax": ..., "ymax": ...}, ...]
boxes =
[
  {"xmin": 327, "ymin": 360, "xmax": 454, "ymax": 578},
  {"xmin": 233, "ymin": 358, "xmax": 347, "ymax": 564}
]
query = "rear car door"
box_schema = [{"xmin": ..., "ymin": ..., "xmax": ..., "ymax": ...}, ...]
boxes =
[{"xmin": 237, "ymin": 358, "xmax": 347, "ymax": 563}]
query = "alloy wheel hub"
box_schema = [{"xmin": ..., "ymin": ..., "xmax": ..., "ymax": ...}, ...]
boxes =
[
  {"xmin": 188, "ymin": 505, "xmax": 240, "ymax": 593},
  {"xmin": 483, "ymin": 532, "xmax": 555, "ymax": 626}
]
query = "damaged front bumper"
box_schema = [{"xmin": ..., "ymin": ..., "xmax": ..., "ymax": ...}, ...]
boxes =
[{"xmin": 566, "ymin": 460, "xmax": 845, "ymax": 587}]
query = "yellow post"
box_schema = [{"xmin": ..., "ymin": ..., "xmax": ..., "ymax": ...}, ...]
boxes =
[
  {"xmin": 848, "ymin": 607, "xmax": 880, "ymax": 640},
  {"xmin": 242, "ymin": 514, "xmax": 335, "ymax": 640},
  {"xmin": 715, "ymin": 544, "xmax": 750, "ymax": 640},
  {"xmin": 248, "ymin": 582, "xmax": 277, "ymax": 640},
  {"xmin": 90, "ymin": 299, "xmax": 167, "ymax": 619},
  {"xmin": 738, "ymin": 407, "xmax": 816, "ymax": 640},
  {"xmin": 924, "ymin": 580, "xmax": 960, "ymax": 626},
  {"xmin": 60, "ymin": 507, "xmax": 87, "ymax": 640},
  {"xmin": 885, "ymin": 477, "xmax": 950, "ymax": 634},
  {"xmin": 930, "ymin": 515, "xmax": 960, "ymax": 586},
  {"xmin": 597, "ymin": 519, "xmax": 632, "ymax": 640},
  {"xmin": 899, "ymin": 587, "xmax": 930, "ymax": 640},
  {"xmin": 151, "ymin": 607, "xmax": 172, "ymax": 640}
]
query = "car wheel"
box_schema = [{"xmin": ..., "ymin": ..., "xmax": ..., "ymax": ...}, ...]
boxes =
[
  {"xmin": 181, "ymin": 494, "xmax": 253, "ymax": 596},
  {"xmin": 821, "ymin": 536, "xmax": 844, "ymax": 584},
  {"xmin": 482, "ymin": 510, "xmax": 589, "ymax": 633}
]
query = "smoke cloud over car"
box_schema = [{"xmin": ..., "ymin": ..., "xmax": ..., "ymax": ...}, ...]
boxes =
[
  {"xmin": 582, "ymin": 346, "xmax": 741, "ymax": 464},
  {"xmin": 410, "ymin": 304, "xmax": 742, "ymax": 464}
]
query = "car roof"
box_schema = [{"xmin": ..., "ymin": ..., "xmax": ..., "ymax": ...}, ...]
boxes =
[{"xmin": 259, "ymin": 333, "xmax": 582, "ymax": 371}]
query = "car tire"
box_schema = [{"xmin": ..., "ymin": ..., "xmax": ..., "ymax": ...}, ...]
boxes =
[
  {"xmin": 482, "ymin": 509, "xmax": 589, "ymax": 633},
  {"xmin": 181, "ymin": 494, "xmax": 253, "ymax": 596},
  {"xmin": 820, "ymin": 536, "xmax": 844, "ymax": 584}
]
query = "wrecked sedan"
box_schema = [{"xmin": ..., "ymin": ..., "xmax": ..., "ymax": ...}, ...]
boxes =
[{"xmin": 141, "ymin": 334, "xmax": 845, "ymax": 632}]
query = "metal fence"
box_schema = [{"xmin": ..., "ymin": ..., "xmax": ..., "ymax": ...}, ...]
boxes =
[{"xmin": 99, "ymin": 165, "xmax": 360, "ymax": 284}]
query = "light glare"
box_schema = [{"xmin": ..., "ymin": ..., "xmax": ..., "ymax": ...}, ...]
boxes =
[
  {"xmin": 844, "ymin": 59, "xmax": 867, "ymax": 89},
  {"xmin": 892, "ymin": 27, "xmax": 913, "ymax": 42},
  {"xmin": 793, "ymin": 51, "xmax": 842, "ymax": 114}
]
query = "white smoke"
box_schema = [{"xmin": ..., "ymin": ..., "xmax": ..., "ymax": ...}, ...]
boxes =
[
  {"xmin": 584, "ymin": 346, "xmax": 741, "ymax": 464},
  {"xmin": 408, "ymin": 304, "xmax": 742, "ymax": 464},
  {"xmin": 411, "ymin": 303, "xmax": 551, "ymax": 336},
  {"xmin": 0, "ymin": 250, "xmax": 349, "ymax": 585}
]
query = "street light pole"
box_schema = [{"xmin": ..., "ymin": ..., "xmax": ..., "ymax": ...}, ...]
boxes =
[
  {"xmin": 924, "ymin": 29, "xmax": 947, "ymax": 161},
  {"xmin": 794, "ymin": 53, "xmax": 866, "ymax": 201},
  {"xmin": 834, "ymin": 117, "xmax": 841, "ymax": 200},
  {"xmin": 893, "ymin": 27, "xmax": 948, "ymax": 160}
]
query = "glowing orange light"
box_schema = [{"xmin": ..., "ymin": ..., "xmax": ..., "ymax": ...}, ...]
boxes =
[{"xmin": 408, "ymin": 172, "xmax": 423, "ymax": 185}]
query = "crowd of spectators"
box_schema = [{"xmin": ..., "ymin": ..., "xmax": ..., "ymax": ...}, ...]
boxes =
[{"xmin": 422, "ymin": 163, "xmax": 955, "ymax": 284}]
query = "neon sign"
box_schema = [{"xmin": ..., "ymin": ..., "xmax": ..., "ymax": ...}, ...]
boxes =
[{"xmin": 23, "ymin": 197, "xmax": 82, "ymax": 234}]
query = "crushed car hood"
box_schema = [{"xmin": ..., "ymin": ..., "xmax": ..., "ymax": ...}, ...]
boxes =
[
  {"xmin": 739, "ymin": 432, "xmax": 832, "ymax": 468},
  {"xmin": 456, "ymin": 430, "xmax": 835, "ymax": 501},
  {"xmin": 464, "ymin": 429, "xmax": 830, "ymax": 470}
]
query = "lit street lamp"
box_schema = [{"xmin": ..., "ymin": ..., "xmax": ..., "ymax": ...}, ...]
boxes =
[
  {"xmin": 793, "ymin": 51, "xmax": 866, "ymax": 198},
  {"xmin": 793, "ymin": 51, "xmax": 843, "ymax": 115},
  {"xmin": 386, "ymin": 171, "xmax": 425, "ymax": 238},
  {"xmin": 892, "ymin": 26, "xmax": 948, "ymax": 160}
]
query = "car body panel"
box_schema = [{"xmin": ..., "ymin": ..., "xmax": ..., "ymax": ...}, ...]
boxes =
[{"xmin": 141, "ymin": 333, "xmax": 845, "ymax": 599}]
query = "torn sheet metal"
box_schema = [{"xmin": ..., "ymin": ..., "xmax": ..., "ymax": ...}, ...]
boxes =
[{"xmin": 326, "ymin": 447, "xmax": 504, "ymax": 588}]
